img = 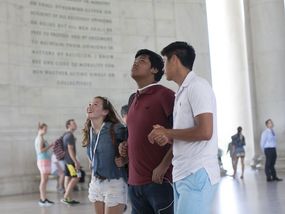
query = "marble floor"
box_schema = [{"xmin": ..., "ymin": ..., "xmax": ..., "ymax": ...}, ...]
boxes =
[{"xmin": 0, "ymin": 168, "xmax": 284, "ymax": 214}]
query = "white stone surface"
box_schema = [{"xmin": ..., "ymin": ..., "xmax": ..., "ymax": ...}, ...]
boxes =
[
  {"xmin": 206, "ymin": 0, "xmax": 255, "ymax": 162},
  {"xmin": 0, "ymin": 0, "xmax": 211, "ymax": 196},
  {"xmin": 245, "ymin": 0, "xmax": 285, "ymax": 156}
]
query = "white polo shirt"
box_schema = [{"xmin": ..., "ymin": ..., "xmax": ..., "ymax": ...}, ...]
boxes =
[{"xmin": 172, "ymin": 71, "xmax": 220, "ymax": 185}]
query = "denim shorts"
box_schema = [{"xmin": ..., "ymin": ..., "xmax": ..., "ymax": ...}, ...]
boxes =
[
  {"xmin": 88, "ymin": 176, "xmax": 128, "ymax": 207},
  {"xmin": 173, "ymin": 168, "xmax": 218, "ymax": 214}
]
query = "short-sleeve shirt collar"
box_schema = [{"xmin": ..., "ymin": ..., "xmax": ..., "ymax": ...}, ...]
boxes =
[
  {"xmin": 137, "ymin": 83, "xmax": 160, "ymax": 95},
  {"xmin": 176, "ymin": 71, "xmax": 196, "ymax": 96}
]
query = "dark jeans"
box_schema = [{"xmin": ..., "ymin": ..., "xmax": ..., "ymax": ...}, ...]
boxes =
[
  {"xmin": 129, "ymin": 182, "xmax": 174, "ymax": 214},
  {"xmin": 264, "ymin": 148, "xmax": 277, "ymax": 179}
]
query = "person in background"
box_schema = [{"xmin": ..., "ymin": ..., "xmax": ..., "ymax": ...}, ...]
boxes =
[
  {"xmin": 61, "ymin": 119, "xmax": 81, "ymax": 205},
  {"xmin": 51, "ymin": 153, "xmax": 65, "ymax": 193},
  {"xmin": 35, "ymin": 122, "xmax": 55, "ymax": 206},
  {"xmin": 260, "ymin": 119, "xmax": 283, "ymax": 182},
  {"xmin": 227, "ymin": 141, "xmax": 235, "ymax": 175},
  {"xmin": 120, "ymin": 105, "xmax": 129, "ymax": 125},
  {"xmin": 218, "ymin": 148, "xmax": 227, "ymax": 176},
  {"xmin": 231, "ymin": 127, "xmax": 246, "ymax": 179},
  {"xmin": 83, "ymin": 96, "xmax": 128, "ymax": 214}
]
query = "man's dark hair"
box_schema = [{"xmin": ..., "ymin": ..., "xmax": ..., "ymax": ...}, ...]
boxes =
[
  {"xmin": 121, "ymin": 105, "xmax": 129, "ymax": 117},
  {"xmin": 237, "ymin": 126, "xmax": 242, "ymax": 133},
  {"xmin": 265, "ymin": 119, "xmax": 272, "ymax": 126},
  {"xmin": 135, "ymin": 49, "xmax": 164, "ymax": 82},
  {"xmin": 66, "ymin": 119, "xmax": 75, "ymax": 129},
  {"xmin": 161, "ymin": 41, "xmax": 196, "ymax": 71}
]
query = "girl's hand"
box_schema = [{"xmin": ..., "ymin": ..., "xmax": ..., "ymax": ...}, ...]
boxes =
[
  {"xmin": 115, "ymin": 156, "xmax": 128, "ymax": 167},
  {"xmin": 118, "ymin": 142, "xmax": 128, "ymax": 157}
]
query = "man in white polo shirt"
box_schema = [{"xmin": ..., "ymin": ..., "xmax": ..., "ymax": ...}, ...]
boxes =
[{"xmin": 148, "ymin": 41, "xmax": 220, "ymax": 214}]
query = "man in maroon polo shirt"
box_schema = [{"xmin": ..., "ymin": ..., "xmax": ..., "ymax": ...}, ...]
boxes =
[{"xmin": 119, "ymin": 49, "xmax": 174, "ymax": 214}]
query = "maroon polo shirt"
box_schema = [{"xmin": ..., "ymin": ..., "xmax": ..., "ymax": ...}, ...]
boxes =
[{"xmin": 127, "ymin": 84, "xmax": 175, "ymax": 185}]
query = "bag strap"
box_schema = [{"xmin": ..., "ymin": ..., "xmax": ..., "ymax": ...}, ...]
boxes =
[{"xmin": 110, "ymin": 123, "xmax": 119, "ymax": 157}]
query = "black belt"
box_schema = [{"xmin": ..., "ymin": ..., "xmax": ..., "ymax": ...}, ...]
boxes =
[{"xmin": 95, "ymin": 175, "xmax": 107, "ymax": 181}]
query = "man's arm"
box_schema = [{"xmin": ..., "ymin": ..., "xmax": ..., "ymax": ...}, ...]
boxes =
[
  {"xmin": 260, "ymin": 131, "xmax": 266, "ymax": 153},
  {"xmin": 152, "ymin": 146, "xmax": 173, "ymax": 184},
  {"xmin": 149, "ymin": 113, "xmax": 213, "ymax": 145},
  {"xmin": 167, "ymin": 113, "xmax": 213, "ymax": 142},
  {"xmin": 160, "ymin": 146, "xmax": 173, "ymax": 168},
  {"xmin": 68, "ymin": 144, "xmax": 80, "ymax": 170}
]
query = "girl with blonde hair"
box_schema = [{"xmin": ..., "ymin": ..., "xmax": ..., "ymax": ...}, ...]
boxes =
[{"xmin": 35, "ymin": 122, "xmax": 54, "ymax": 206}]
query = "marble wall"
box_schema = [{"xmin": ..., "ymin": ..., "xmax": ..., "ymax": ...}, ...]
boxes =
[{"xmin": 0, "ymin": 0, "xmax": 211, "ymax": 196}]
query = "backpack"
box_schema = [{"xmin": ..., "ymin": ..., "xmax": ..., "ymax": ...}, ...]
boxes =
[{"xmin": 53, "ymin": 135, "xmax": 65, "ymax": 160}]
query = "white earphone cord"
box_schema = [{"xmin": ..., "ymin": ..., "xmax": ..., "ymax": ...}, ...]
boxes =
[{"xmin": 157, "ymin": 177, "xmax": 174, "ymax": 214}]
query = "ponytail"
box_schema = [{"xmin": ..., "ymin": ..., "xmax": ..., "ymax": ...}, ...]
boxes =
[{"xmin": 38, "ymin": 122, "xmax": 47, "ymax": 130}]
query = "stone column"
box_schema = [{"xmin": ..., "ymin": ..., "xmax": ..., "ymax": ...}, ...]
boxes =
[
  {"xmin": 206, "ymin": 0, "xmax": 255, "ymax": 163},
  {"xmin": 244, "ymin": 0, "xmax": 285, "ymax": 164}
]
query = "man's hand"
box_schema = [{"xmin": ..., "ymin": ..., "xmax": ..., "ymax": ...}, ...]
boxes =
[
  {"xmin": 119, "ymin": 141, "xmax": 128, "ymax": 157},
  {"xmin": 152, "ymin": 162, "xmax": 169, "ymax": 184},
  {"xmin": 148, "ymin": 125, "xmax": 171, "ymax": 146},
  {"xmin": 115, "ymin": 156, "xmax": 128, "ymax": 167},
  {"xmin": 75, "ymin": 160, "xmax": 80, "ymax": 171}
]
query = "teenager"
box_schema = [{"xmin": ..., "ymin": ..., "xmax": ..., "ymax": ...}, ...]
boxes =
[
  {"xmin": 61, "ymin": 119, "xmax": 81, "ymax": 205},
  {"xmin": 119, "ymin": 49, "xmax": 175, "ymax": 214},
  {"xmin": 149, "ymin": 42, "xmax": 220, "ymax": 214},
  {"xmin": 83, "ymin": 96, "xmax": 128, "ymax": 214}
]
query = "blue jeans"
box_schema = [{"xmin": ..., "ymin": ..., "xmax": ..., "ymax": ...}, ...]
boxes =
[
  {"xmin": 173, "ymin": 168, "xmax": 218, "ymax": 214},
  {"xmin": 129, "ymin": 182, "xmax": 174, "ymax": 214}
]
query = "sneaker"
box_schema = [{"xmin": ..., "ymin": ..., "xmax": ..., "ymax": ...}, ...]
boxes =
[
  {"xmin": 38, "ymin": 199, "xmax": 53, "ymax": 207},
  {"xmin": 61, "ymin": 198, "xmax": 73, "ymax": 205},
  {"xmin": 61, "ymin": 198, "xmax": 79, "ymax": 205},
  {"xmin": 71, "ymin": 200, "xmax": 80, "ymax": 204},
  {"xmin": 38, "ymin": 199, "xmax": 46, "ymax": 207},
  {"xmin": 45, "ymin": 199, "xmax": 55, "ymax": 205}
]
